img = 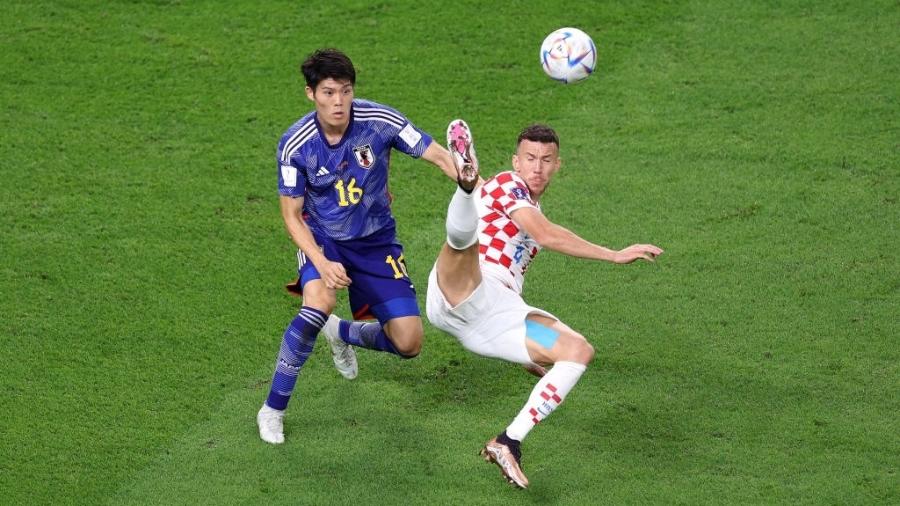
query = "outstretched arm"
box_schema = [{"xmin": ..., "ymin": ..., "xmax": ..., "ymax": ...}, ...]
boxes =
[{"xmin": 510, "ymin": 207, "xmax": 663, "ymax": 263}]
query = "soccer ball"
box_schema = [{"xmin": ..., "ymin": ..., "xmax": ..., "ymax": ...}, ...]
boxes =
[{"xmin": 540, "ymin": 27, "xmax": 597, "ymax": 84}]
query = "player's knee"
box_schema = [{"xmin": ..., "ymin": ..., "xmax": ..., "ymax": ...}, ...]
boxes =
[
  {"xmin": 395, "ymin": 343, "xmax": 421, "ymax": 359},
  {"xmin": 393, "ymin": 332, "xmax": 423, "ymax": 358},
  {"xmin": 301, "ymin": 286, "xmax": 337, "ymax": 313},
  {"xmin": 581, "ymin": 340, "xmax": 596, "ymax": 364},
  {"xmin": 567, "ymin": 337, "xmax": 594, "ymax": 365},
  {"xmin": 384, "ymin": 317, "xmax": 423, "ymax": 358},
  {"xmin": 398, "ymin": 347, "xmax": 420, "ymax": 359},
  {"xmin": 303, "ymin": 300, "xmax": 336, "ymax": 316}
]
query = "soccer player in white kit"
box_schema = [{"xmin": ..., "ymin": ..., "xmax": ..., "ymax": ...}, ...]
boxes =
[{"xmin": 427, "ymin": 120, "xmax": 664, "ymax": 489}]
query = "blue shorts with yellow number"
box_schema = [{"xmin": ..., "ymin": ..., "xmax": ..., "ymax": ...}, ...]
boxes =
[{"xmin": 293, "ymin": 225, "xmax": 419, "ymax": 323}]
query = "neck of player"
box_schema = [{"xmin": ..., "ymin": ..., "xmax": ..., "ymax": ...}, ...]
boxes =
[{"xmin": 319, "ymin": 115, "xmax": 349, "ymax": 145}]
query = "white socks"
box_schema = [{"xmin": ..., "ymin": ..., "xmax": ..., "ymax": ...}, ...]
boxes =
[
  {"xmin": 505, "ymin": 361, "xmax": 587, "ymax": 442},
  {"xmin": 445, "ymin": 186, "xmax": 478, "ymax": 250}
]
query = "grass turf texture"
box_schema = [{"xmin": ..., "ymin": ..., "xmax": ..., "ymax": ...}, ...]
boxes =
[{"xmin": 2, "ymin": 0, "xmax": 897, "ymax": 504}]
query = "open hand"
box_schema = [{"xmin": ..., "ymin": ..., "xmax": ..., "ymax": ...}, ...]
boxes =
[{"xmin": 614, "ymin": 244, "xmax": 664, "ymax": 264}]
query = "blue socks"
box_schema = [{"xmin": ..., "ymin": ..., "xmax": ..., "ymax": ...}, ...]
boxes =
[
  {"xmin": 338, "ymin": 320, "xmax": 402, "ymax": 356},
  {"xmin": 265, "ymin": 306, "xmax": 326, "ymax": 410}
]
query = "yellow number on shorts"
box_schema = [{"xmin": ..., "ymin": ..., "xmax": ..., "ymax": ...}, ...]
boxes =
[{"xmin": 385, "ymin": 254, "xmax": 409, "ymax": 279}]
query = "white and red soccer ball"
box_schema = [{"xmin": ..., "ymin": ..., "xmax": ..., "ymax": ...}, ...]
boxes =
[{"xmin": 540, "ymin": 27, "xmax": 597, "ymax": 84}]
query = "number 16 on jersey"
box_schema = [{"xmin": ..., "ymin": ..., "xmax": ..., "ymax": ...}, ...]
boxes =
[{"xmin": 335, "ymin": 178, "xmax": 363, "ymax": 206}]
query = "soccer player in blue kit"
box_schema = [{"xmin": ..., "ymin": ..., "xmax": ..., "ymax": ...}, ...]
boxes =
[{"xmin": 257, "ymin": 48, "xmax": 459, "ymax": 444}]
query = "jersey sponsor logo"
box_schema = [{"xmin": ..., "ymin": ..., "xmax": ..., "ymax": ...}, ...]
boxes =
[
  {"xmin": 316, "ymin": 166, "xmax": 330, "ymax": 177},
  {"xmin": 510, "ymin": 187, "xmax": 529, "ymax": 200},
  {"xmin": 352, "ymin": 144, "xmax": 375, "ymax": 169},
  {"xmin": 398, "ymin": 123, "xmax": 422, "ymax": 147}
]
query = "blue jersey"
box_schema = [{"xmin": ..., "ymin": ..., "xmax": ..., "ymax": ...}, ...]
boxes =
[{"xmin": 277, "ymin": 99, "xmax": 433, "ymax": 241}]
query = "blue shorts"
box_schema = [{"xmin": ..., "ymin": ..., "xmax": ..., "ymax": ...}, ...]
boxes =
[{"xmin": 297, "ymin": 225, "xmax": 419, "ymax": 323}]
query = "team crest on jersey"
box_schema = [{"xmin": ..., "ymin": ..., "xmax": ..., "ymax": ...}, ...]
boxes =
[
  {"xmin": 352, "ymin": 144, "xmax": 375, "ymax": 169},
  {"xmin": 510, "ymin": 187, "xmax": 530, "ymax": 200}
]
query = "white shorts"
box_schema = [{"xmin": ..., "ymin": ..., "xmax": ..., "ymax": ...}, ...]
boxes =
[{"xmin": 426, "ymin": 266, "xmax": 557, "ymax": 365}]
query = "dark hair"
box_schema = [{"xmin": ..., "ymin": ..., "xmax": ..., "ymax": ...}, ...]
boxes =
[
  {"xmin": 300, "ymin": 48, "xmax": 356, "ymax": 90},
  {"xmin": 516, "ymin": 124, "xmax": 559, "ymax": 148}
]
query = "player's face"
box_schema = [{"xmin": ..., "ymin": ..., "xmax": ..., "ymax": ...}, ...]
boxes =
[
  {"xmin": 306, "ymin": 78, "xmax": 354, "ymax": 131},
  {"xmin": 512, "ymin": 140, "xmax": 560, "ymax": 199}
]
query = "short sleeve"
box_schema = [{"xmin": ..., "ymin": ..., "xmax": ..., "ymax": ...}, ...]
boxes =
[
  {"xmin": 392, "ymin": 120, "xmax": 433, "ymax": 158},
  {"xmin": 485, "ymin": 172, "xmax": 537, "ymax": 216},
  {"xmin": 277, "ymin": 159, "xmax": 305, "ymax": 198}
]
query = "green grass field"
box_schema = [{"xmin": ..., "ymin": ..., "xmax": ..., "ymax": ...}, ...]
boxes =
[{"xmin": 2, "ymin": 1, "xmax": 897, "ymax": 504}]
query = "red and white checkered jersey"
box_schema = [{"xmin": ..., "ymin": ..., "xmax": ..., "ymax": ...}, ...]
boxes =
[{"xmin": 477, "ymin": 171, "xmax": 542, "ymax": 294}]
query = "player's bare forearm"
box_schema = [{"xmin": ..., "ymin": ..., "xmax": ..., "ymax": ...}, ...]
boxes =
[
  {"xmin": 421, "ymin": 142, "xmax": 459, "ymax": 182},
  {"xmin": 541, "ymin": 225, "xmax": 662, "ymax": 263},
  {"xmin": 279, "ymin": 196, "xmax": 327, "ymax": 266},
  {"xmin": 513, "ymin": 207, "xmax": 662, "ymax": 264},
  {"xmin": 279, "ymin": 196, "xmax": 350, "ymax": 289},
  {"xmin": 513, "ymin": 207, "xmax": 611, "ymax": 260},
  {"xmin": 540, "ymin": 223, "xmax": 617, "ymax": 261}
]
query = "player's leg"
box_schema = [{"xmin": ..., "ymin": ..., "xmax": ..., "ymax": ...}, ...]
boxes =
[
  {"xmin": 485, "ymin": 314, "xmax": 593, "ymax": 476},
  {"xmin": 258, "ymin": 254, "xmax": 338, "ymax": 444},
  {"xmin": 265, "ymin": 283, "xmax": 338, "ymax": 411},
  {"xmin": 434, "ymin": 118, "xmax": 482, "ymax": 306},
  {"xmin": 522, "ymin": 314, "xmax": 595, "ymax": 367},
  {"xmin": 433, "ymin": 213, "xmax": 480, "ymax": 308},
  {"xmin": 326, "ymin": 314, "xmax": 422, "ymax": 362},
  {"xmin": 380, "ymin": 315, "xmax": 424, "ymax": 356},
  {"xmin": 322, "ymin": 234, "xmax": 424, "ymax": 363},
  {"xmin": 481, "ymin": 313, "xmax": 594, "ymax": 487},
  {"xmin": 325, "ymin": 314, "xmax": 414, "ymax": 359},
  {"xmin": 328, "ymin": 311, "xmax": 422, "ymax": 359}
]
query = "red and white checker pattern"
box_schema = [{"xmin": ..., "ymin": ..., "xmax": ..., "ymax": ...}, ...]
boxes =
[
  {"xmin": 528, "ymin": 383, "xmax": 561, "ymax": 424},
  {"xmin": 477, "ymin": 171, "xmax": 541, "ymax": 294}
]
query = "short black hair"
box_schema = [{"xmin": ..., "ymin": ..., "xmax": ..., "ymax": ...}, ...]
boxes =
[
  {"xmin": 300, "ymin": 48, "xmax": 356, "ymax": 90},
  {"xmin": 516, "ymin": 124, "xmax": 559, "ymax": 148}
]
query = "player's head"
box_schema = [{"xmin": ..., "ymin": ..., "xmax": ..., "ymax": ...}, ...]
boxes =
[
  {"xmin": 302, "ymin": 48, "xmax": 355, "ymax": 131},
  {"xmin": 301, "ymin": 48, "xmax": 356, "ymax": 90},
  {"xmin": 512, "ymin": 124, "xmax": 561, "ymax": 199},
  {"xmin": 516, "ymin": 124, "xmax": 559, "ymax": 149}
]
